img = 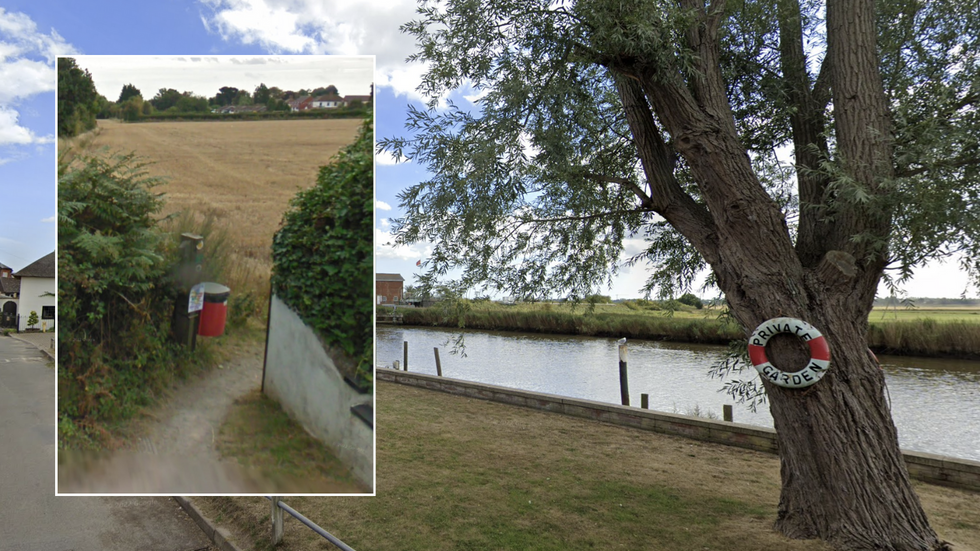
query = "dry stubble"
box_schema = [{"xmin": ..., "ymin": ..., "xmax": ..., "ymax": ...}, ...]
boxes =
[{"xmin": 88, "ymin": 118, "xmax": 362, "ymax": 283}]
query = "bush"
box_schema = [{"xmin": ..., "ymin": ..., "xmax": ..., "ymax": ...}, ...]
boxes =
[
  {"xmin": 678, "ymin": 293, "xmax": 704, "ymax": 309},
  {"xmin": 272, "ymin": 118, "xmax": 373, "ymax": 387},
  {"xmin": 58, "ymin": 152, "xmax": 186, "ymax": 444}
]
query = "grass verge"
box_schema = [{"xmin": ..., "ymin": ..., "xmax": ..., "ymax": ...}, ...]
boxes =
[
  {"xmin": 216, "ymin": 388, "xmax": 367, "ymax": 493},
  {"xmin": 194, "ymin": 382, "xmax": 978, "ymax": 551}
]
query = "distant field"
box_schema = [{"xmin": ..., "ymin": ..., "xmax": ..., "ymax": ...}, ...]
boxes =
[{"xmin": 79, "ymin": 118, "xmax": 362, "ymax": 280}]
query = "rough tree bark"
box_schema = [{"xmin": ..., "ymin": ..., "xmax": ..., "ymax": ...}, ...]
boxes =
[{"xmin": 607, "ymin": 0, "xmax": 949, "ymax": 548}]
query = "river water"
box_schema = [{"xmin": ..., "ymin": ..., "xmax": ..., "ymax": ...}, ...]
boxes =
[{"xmin": 377, "ymin": 325, "xmax": 980, "ymax": 461}]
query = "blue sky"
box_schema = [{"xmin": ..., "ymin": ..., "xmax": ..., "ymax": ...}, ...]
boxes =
[{"xmin": 1, "ymin": 0, "xmax": 974, "ymax": 297}]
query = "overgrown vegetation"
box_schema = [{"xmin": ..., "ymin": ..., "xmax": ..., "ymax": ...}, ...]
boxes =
[
  {"xmin": 162, "ymin": 210, "xmax": 267, "ymax": 329},
  {"xmin": 271, "ymin": 118, "xmax": 373, "ymax": 387},
  {"xmin": 57, "ymin": 151, "xmax": 260, "ymax": 448},
  {"xmin": 58, "ymin": 152, "xmax": 185, "ymax": 447}
]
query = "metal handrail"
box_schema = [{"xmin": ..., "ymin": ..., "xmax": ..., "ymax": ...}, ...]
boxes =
[{"xmin": 266, "ymin": 496, "xmax": 356, "ymax": 551}]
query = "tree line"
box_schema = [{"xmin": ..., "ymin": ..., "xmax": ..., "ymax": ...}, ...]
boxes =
[{"xmin": 57, "ymin": 57, "xmax": 368, "ymax": 136}]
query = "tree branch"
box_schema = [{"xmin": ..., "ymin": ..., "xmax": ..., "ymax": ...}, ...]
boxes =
[
  {"xmin": 612, "ymin": 74, "xmax": 721, "ymax": 266},
  {"xmin": 526, "ymin": 208, "xmax": 647, "ymax": 224},
  {"xmin": 896, "ymin": 153, "xmax": 980, "ymax": 178}
]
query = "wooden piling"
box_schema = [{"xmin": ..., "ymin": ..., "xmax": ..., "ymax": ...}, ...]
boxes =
[
  {"xmin": 641, "ymin": 393, "xmax": 649, "ymax": 409},
  {"xmin": 403, "ymin": 341, "xmax": 408, "ymax": 371},
  {"xmin": 618, "ymin": 340, "xmax": 629, "ymax": 407},
  {"xmin": 434, "ymin": 347, "xmax": 442, "ymax": 377},
  {"xmin": 723, "ymin": 404, "xmax": 733, "ymax": 423}
]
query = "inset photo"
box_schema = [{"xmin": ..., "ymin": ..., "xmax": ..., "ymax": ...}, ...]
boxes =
[{"xmin": 56, "ymin": 55, "xmax": 374, "ymax": 494}]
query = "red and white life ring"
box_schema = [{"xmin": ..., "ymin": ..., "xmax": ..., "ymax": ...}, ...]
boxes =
[{"xmin": 748, "ymin": 317, "xmax": 831, "ymax": 389}]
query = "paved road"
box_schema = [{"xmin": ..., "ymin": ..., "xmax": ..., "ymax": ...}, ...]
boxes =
[{"xmin": 0, "ymin": 336, "xmax": 212, "ymax": 551}]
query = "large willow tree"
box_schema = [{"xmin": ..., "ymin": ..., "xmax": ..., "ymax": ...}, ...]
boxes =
[{"xmin": 381, "ymin": 0, "xmax": 979, "ymax": 549}]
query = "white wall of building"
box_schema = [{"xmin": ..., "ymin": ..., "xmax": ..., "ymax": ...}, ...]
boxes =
[{"xmin": 18, "ymin": 277, "xmax": 55, "ymax": 332}]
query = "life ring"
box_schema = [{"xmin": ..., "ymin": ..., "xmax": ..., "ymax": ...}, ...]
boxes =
[{"xmin": 748, "ymin": 317, "xmax": 831, "ymax": 389}]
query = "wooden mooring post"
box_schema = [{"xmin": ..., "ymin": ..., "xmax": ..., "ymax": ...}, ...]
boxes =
[
  {"xmin": 641, "ymin": 393, "xmax": 649, "ymax": 409},
  {"xmin": 433, "ymin": 347, "xmax": 442, "ymax": 377},
  {"xmin": 403, "ymin": 341, "xmax": 408, "ymax": 371},
  {"xmin": 723, "ymin": 404, "xmax": 733, "ymax": 423},
  {"xmin": 618, "ymin": 338, "xmax": 629, "ymax": 407}
]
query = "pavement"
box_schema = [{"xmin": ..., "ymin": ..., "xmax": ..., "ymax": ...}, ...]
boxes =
[
  {"xmin": 0, "ymin": 335, "xmax": 213, "ymax": 551},
  {"xmin": 7, "ymin": 330, "xmax": 54, "ymax": 359}
]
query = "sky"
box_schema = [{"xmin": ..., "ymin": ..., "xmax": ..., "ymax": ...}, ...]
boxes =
[
  {"xmin": 0, "ymin": 0, "xmax": 975, "ymax": 298},
  {"xmin": 76, "ymin": 55, "xmax": 374, "ymax": 103}
]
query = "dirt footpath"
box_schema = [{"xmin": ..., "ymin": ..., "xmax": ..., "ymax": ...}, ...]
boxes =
[{"xmin": 59, "ymin": 339, "xmax": 267, "ymax": 493}]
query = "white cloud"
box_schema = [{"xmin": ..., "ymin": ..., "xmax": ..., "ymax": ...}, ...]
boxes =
[
  {"xmin": 375, "ymin": 149, "xmax": 407, "ymax": 166},
  {"xmin": 199, "ymin": 0, "xmax": 427, "ymax": 99},
  {"xmin": 0, "ymin": 58, "xmax": 56, "ymax": 103},
  {"xmin": 376, "ymin": 200, "xmax": 392, "ymax": 211},
  {"xmin": 375, "ymin": 227, "xmax": 426, "ymax": 261},
  {"xmin": 380, "ymin": 218, "xmax": 389, "ymax": 228},
  {"xmin": 0, "ymin": 8, "xmax": 76, "ymax": 146},
  {"xmin": 40, "ymin": 215, "xmax": 55, "ymax": 223},
  {"xmin": 0, "ymin": 8, "xmax": 76, "ymax": 63},
  {"xmin": 463, "ymin": 88, "xmax": 489, "ymax": 104},
  {"xmin": 0, "ymin": 107, "xmax": 51, "ymax": 145}
]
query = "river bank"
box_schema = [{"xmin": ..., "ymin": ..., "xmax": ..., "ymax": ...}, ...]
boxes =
[{"xmin": 392, "ymin": 304, "xmax": 980, "ymax": 359}]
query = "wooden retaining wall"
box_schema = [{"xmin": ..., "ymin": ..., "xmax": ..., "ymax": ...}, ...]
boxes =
[{"xmin": 377, "ymin": 368, "xmax": 980, "ymax": 493}]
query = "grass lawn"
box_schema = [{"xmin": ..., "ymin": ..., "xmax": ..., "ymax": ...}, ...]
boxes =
[{"xmin": 194, "ymin": 382, "xmax": 980, "ymax": 551}]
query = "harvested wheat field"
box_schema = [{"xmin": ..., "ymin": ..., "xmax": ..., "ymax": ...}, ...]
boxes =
[{"xmin": 85, "ymin": 118, "xmax": 363, "ymax": 281}]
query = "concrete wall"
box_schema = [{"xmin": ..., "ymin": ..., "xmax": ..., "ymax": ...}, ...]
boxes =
[
  {"xmin": 377, "ymin": 368, "xmax": 980, "ymax": 493},
  {"xmin": 264, "ymin": 295, "xmax": 373, "ymax": 490},
  {"xmin": 18, "ymin": 277, "xmax": 55, "ymax": 332}
]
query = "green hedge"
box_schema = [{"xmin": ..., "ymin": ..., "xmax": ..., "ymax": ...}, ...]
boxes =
[{"xmin": 271, "ymin": 118, "xmax": 374, "ymax": 386}]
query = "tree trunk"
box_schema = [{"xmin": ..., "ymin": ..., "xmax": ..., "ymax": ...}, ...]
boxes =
[{"xmin": 608, "ymin": 0, "xmax": 950, "ymax": 547}]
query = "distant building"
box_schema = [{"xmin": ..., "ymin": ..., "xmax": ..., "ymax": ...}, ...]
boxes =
[
  {"xmin": 0, "ymin": 262, "xmax": 19, "ymax": 328},
  {"xmin": 310, "ymin": 94, "xmax": 345, "ymax": 109},
  {"xmin": 343, "ymin": 95, "xmax": 372, "ymax": 107},
  {"xmin": 376, "ymin": 273, "xmax": 404, "ymax": 304},
  {"xmin": 13, "ymin": 252, "xmax": 55, "ymax": 331},
  {"xmin": 287, "ymin": 95, "xmax": 314, "ymax": 112}
]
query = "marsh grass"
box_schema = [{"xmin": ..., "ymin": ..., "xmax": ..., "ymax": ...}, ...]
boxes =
[{"xmin": 401, "ymin": 305, "xmax": 743, "ymax": 345}]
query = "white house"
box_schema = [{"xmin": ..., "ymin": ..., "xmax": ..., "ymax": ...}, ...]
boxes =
[
  {"xmin": 310, "ymin": 94, "xmax": 344, "ymax": 109},
  {"xmin": 13, "ymin": 252, "xmax": 55, "ymax": 332}
]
